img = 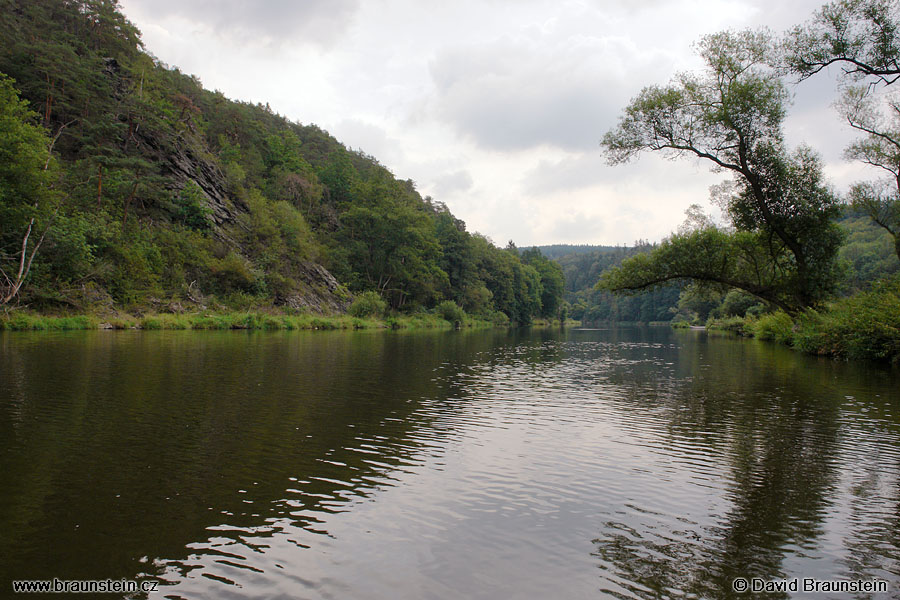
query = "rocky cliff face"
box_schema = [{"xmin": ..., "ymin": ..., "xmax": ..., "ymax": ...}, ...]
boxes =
[
  {"xmin": 279, "ymin": 263, "xmax": 349, "ymax": 314},
  {"xmin": 139, "ymin": 123, "xmax": 350, "ymax": 314}
]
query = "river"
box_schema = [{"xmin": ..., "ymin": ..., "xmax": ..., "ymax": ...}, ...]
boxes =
[{"xmin": 1, "ymin": 327, "xmax": 898, "ymax": 599}]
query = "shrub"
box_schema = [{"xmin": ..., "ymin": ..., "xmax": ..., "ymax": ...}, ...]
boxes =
[
  {"xmin": 670, "ymin": 317, "xmax": 691, "ymax": 329},
  {"xmin": 489, "ymin": 310, "xmax": 510, "ymax": 327},
  {"xmin": 210, "ymin": 252, "xmax": 256, "ymax": 292},
  {"xmin": 708, "ymin": 315, "xmax": 749, "ymax": 335},
  {"xmin": 172, "ymin": 181, "xmax": 212, "ymax": 230},
  {"xmin": 437, "ymin": 299, "xmax": 466, "ymax": 323},
  {"xmin": 348, "ymin": 291, "xmax": 387, "ymax": 318},
  {"xmin": 750, "ymin": 311, "xmax": 794, "ymax": 344},
  {"xmin": 818, "ymin": 277, "xmax": 900, "ymax": 361}
]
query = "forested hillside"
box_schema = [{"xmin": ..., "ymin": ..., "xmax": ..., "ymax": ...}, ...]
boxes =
[
  {"xmin": 546, "ymin": 211, "xmax": 899, "ymax": 325},
  {"xmin": 0, "ymin": 0, "xmax": 563, "ymax": 324}
]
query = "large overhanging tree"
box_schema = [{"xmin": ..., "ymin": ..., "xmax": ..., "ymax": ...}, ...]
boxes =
[
  {"xmin": 783, "ymin": 0, "xmax": 900, "ymax": 264},
  {"xmin": 838, "ymin": 86, "xmax": 900, "ymax": 260},
  {"xmin": 600, "ymin": 30, "xmax": 844, "ymax": 315},
  {"xmin": 783, "ymin": 0, "xmax": 900, "ymax": 84}
]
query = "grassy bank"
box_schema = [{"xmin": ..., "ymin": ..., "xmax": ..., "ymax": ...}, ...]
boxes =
[
  {"xmin": 0, "ymin": 310, "xmax": 501, "ymax": 332},
  {"xmin": 704, "ymin": 276, "xmax": 900, "ymax": 364}
]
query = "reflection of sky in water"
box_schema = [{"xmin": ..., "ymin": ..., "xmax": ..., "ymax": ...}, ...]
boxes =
[{"xmin": 0, "ymin": 328, "xmax": 898, "ymax": 600}]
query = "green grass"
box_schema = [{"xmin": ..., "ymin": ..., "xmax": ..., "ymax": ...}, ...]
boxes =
[
  {"xmin": 706, "ymin": 315, "xmax": 750, "ymax": 335},
  {"xmin": 0, "ymin": 314, "xmax": 98, "ymax": 331},
  {"xmin": 0, "ymin": 310, "xmax": 503, "ymax": 332}
]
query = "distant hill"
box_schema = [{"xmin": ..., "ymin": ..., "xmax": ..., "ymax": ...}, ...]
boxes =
[
  {"xmin": 532, "ymin": 244, "xmax": 619, "ymax": 260},
  {"xmin": 539, "ymin": 210, "xmax": 898, "ymax": 324}
]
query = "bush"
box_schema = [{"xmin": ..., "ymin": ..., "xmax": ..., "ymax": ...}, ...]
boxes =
[
  {"xmin": 670, "ymin": 317, "xmax": 691, "ymax": 329},
  {"xmin": 792, "ymin": 311, "xmax": 836, "ymax": 356},
  {"xmin": 711, "ymin": 289, "xmax": 765, "ymax": 318},
  {"xmin": 172, "ymin": 181, "xmax": 212, "ymax": 230},
  {"xmin": 210, "ymin": 252, "xmax": 256, "ymax": 291},
  {"xmin": 708, "ymin": 315, "xmax": 749, "ymax": 335},
  {"xmin": 750, "ymin": 311, "xmax": 794, "ymax": 344},
  {"xmin": 437, "ymin": 300, "xmax": 466, "ymax": 323},
  {"xmin": 810, "ymin": 277, "xmax": 900, "ymax": 361},
  {"xmin": 348, "ymin": 290, "xmax": 387, "ymax": 318},
  {"xmin": 489, "ymin": 310, "xmax": 510, "ymax": 327}
]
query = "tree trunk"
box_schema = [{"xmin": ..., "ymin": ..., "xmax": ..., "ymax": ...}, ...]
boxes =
[
  {"xmin": 97, "ymin": 165, "xmax": 103, "ymax": 208},
  {"xmin": 123, "ymin": 181, "xmax": 138, "ymax": 227}
]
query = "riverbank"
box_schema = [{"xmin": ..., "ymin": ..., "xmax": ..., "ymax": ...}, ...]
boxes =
[
  {"xmin": 703, "ymin": 276, "xmax": 900, "ymax": 364},
  {"xmin": 0, "ymin": 310, "xmax": 578, "ymax": 332},
  {"xmin": 0, "ymin": 310, "xmax": 502, "ymax": 332}
]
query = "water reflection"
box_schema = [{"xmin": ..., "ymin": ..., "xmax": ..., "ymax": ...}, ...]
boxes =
[{"xmin": 0, "ymin": 327, "xmax": 898, "ymax": 599}]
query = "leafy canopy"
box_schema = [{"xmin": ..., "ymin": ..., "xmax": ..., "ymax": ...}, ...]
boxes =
[
  {"xmin": 783, "ymin": 0, "xmax": 900, "ymax": 84},
  {"xmin": 836, "ymin": 86, "xmax": 900, "ymax": 259},
  {"xmin": 601, "ymin": 30, "xmax": 843, "ymax": 313}
]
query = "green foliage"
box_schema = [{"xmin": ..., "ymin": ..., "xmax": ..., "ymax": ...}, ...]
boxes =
[
  {"xmin": 521, "ymin": 247, "xmax": 565, "ymax": 319},
  {"xmin": 348, "ymin": 290, "xmax": 387, "ymax": 318},
  {"xmin": 835, "ymin": 86, "xmax": 900, "ymax": 262},
  {"xmin": 707, "ymin": 315, "xmax": 751, "ymax": 335},
  {"xmin": 795, "ymin": 276, "xmax": 900, "ymax": 361},
  {"xmin": 172, "ymin": 181, "xmax": 212, "ymax": 230},
  {"xmin": 210, "ymin": 251, "xmax": 256, "ymax": 292},
  {"xmin": 0, "ymin": 313, "xmax": 96, "ymax": 331},
  {"xmin": 749, "ymin": 311, "xmax": 795, "ymax": 344},
  {"xmin": 783, "ymin": 0, "xmax": 900, "ymax": 84},
  {"xmin": 677, "ymin": 284, "xmax": 724, "ymax": 322},
  {"xmin": 0, "ymin": 0, "xmax": 564, "ymax": 323},
  {"xmin": 838, "ymin": 213, "xmax": 899, "ymax": 288},
  {"xmin": 711, "ymin": 289, "xmax": 767, "ymax": 318},
  {"xmin": 670, "ymin": 317, "xmax": 691, "ymax": 329},
  {"xmin": 437, "ymin": 300, "xmax": 466, "ymax": 323},
  {"xmin": 601, "ymin": 30, "xmax": 844, "ymax": 313},
  {"xmin": 552, "ymin": 243, "xmax": 680, "ymax": 324},
  {"xmin": 0, "ymin": 72, "xmax": 60, "ymax": 303},
  {"xmin": 489, "ymin": 310, "xmax": 510, "ymax": 326}
]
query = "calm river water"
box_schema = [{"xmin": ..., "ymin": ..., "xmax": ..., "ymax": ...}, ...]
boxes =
[{"xmin": 1, "ymin": 327, "xmax": 898, "ymax": 599}]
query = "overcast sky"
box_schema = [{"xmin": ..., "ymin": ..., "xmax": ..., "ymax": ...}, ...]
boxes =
[{"xmin": 117, "ymin": 0, "xmax": 870, "ymax": 247}]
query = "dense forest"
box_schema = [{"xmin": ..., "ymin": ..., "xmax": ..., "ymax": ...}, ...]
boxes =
[
  {"xmin": 0, "ymin": 0, "xmax": 564, "ymax": 325},
  {"xmin": 542, "ymin": 210, "xmax": 899, "ymax": 325}
]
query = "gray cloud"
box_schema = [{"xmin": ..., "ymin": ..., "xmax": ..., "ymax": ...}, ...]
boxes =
[
  {"xmin": 331, "ymin": 119, "xmax": 395, "ymax": 161},
  {"xmin": 426, "ymin": 9, "xmax": 681, "ymax": 153},
  {"xmin": 124, "ymin": 0, "xmax": 360, "ymax": 47},
  {"xmin": 431, "ymin": 170, "xmax": 474, "ymax": 198},
  {"xmin": 430, "ymin": 41, "xmax": 636, "ymax": 152},
  {"xmin": 544, "ymin": 211, "xmax": 612, "ymax": 245},
  {"xmin": 522, "ymin": 153, "xmax": 609, "ymax": 196}
]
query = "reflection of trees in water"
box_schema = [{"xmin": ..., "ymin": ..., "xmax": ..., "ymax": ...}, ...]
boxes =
[
  {"xmin": 592, "ymin": 331, "xmax": 900, "ymax": 600},
  {"xmin": 0, "ymin": 330, "xmax": 506, "ymax": 588},
  {"xmin": 838, "ymin": 428, "xmax": 900, "ymax": 581}
]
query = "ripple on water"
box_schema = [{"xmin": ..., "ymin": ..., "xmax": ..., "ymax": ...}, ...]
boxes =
[{"xmin": 2, "ymin": 329, "xmax": 899, "ymax": 599}]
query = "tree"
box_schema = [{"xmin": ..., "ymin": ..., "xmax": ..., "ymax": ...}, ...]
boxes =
[
  {"xmin": 600, "ymin": 30, "xmax": 844, "ymax": 314},
  {"xmin": 521, "ymin": 247, "xmax": 565, "ymax": 319},
  {"xmin": 783, "ymin": 0, "xmax": 900, "ymax": 84},
  {"xmin": 836, "ymin": 86, "xmax": 900, "ymax": 260},
  {"xmin": 0, "ymin": 74, "xmax": 60, "ymax": 305},
  {"xmin": 782, "ymin": 2, "xmax": 900, "ymax": 263}
]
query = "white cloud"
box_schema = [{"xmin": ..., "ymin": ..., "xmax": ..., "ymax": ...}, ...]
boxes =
[
  {"xmin": 117, "ymin": 0, "xmax": 864, "ymax": 247},
  {"xmin": 432, "ymin": 170, "xmax": 475, "ymax": 198},
  {"xmin": 122, "ymin": 0, "xmax": 360, "ymax": 48}
]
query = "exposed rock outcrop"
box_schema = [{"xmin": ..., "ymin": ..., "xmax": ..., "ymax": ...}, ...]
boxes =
[{"xmin": 278, "ymin": 262, "xmax": 349, "ymax": 314}]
